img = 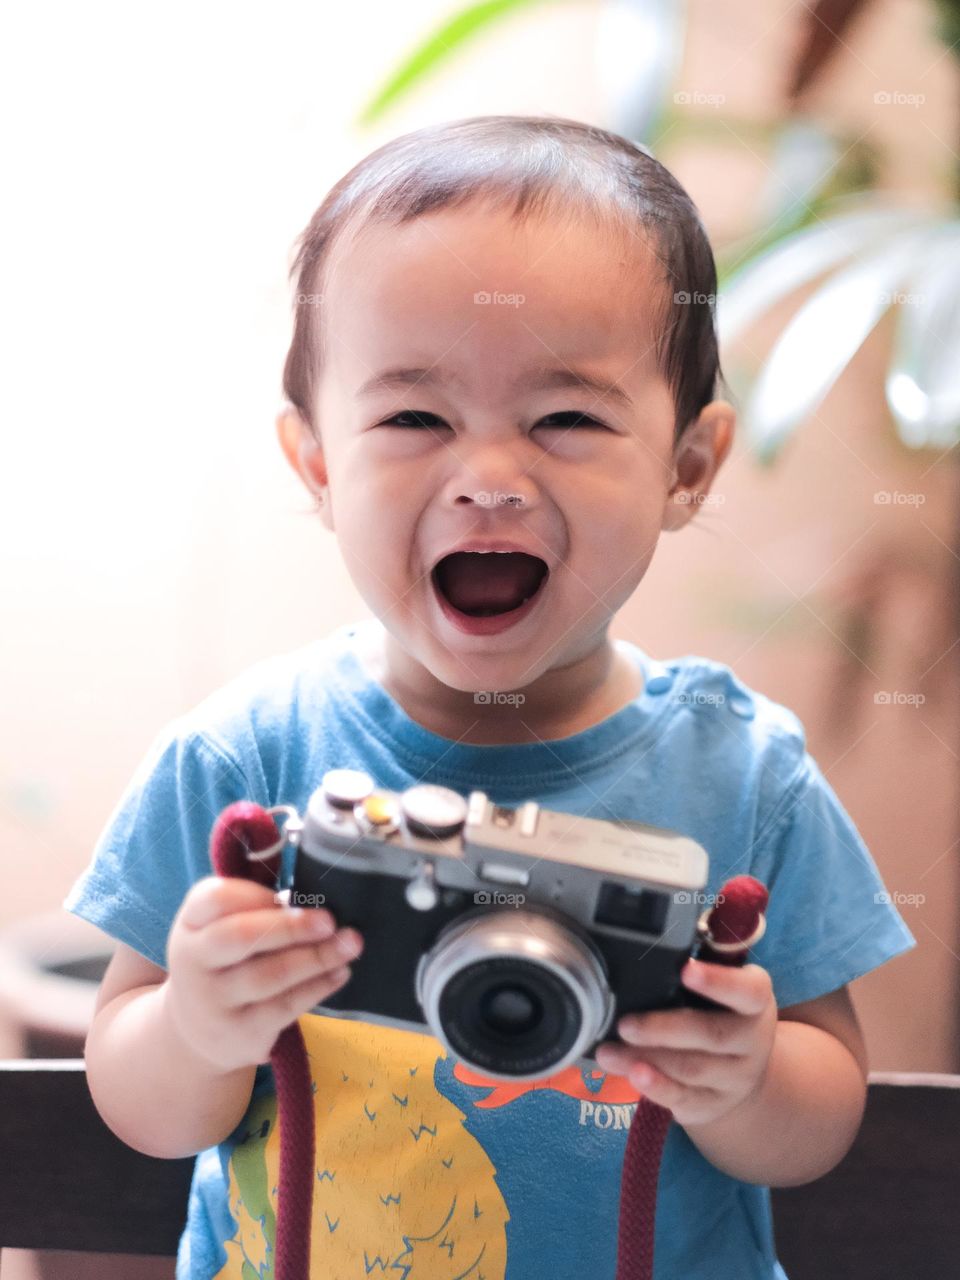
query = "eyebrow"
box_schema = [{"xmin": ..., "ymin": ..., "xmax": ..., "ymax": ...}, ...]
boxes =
[{"xmin": 355, "ymin": 366, "xmax": 634, "ymax": 407}]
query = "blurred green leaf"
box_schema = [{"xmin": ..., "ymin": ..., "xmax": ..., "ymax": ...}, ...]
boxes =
[
  {"xmin": 356, "ymin": 0, "xmax": 553, "ymax": 127},
  {"xmin": 717, "ymin": 129, "xmax": 880, "ymax": 284},
  {"xmin": 932, "ymin": 0, "xmax": 960, "ymax": 64}
]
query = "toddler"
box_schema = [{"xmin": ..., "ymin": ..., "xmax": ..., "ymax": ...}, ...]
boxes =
[{"xmin": 66, "ymin": 114, "xmax": 916, "ymax": 1280}]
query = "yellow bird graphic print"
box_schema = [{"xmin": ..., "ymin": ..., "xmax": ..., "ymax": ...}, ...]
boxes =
[{"xmin": 213, "ymin": 1014, "xmax": 510, "ymax": 1279}]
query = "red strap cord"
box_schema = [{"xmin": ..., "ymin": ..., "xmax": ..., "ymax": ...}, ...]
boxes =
[
  {"xmin": 614, "ymin": 874, "xmax": 769, "ymax": 1280},
  {"xmin": 210, "ymin": 802, "xmax": 769, "ymax": 1280},
  {"xmin": 211, "ymin": 802, "xmax": 315, "ymax": 1280}
]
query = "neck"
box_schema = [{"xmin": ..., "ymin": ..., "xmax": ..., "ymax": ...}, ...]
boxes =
[{"xmin": 356, "ymin": 621, "xmax": 643, "ymax": 745}]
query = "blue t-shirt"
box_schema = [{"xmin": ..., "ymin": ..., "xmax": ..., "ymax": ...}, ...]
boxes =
[{"xmin": 63, "ymin": 618, "xmax": 916, "ymax": 1280}]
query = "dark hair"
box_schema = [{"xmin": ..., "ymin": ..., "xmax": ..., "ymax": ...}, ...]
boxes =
[{"xmin": 282, "ymin": 114, "xmax": 724, "ymax": 443}]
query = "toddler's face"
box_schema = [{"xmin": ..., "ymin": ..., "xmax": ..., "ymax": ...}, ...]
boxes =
[{"xmin": 283, "ymin": 201, "xmax": 721, "ymax": 693}]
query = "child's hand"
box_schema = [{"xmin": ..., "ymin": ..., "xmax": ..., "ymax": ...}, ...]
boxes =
[
  {"xmin": 163, "ymin": 875, "xmax": 363, "ymax": 1073},
  {"xmin": 593, "ymin": 958, "xmax": 778, "ymax": 1126}
]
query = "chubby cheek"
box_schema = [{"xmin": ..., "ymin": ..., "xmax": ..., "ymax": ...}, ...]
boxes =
[
  {"xmin": 326, "ymin": 462, "xmax": 420, "ymax": 612},
  {"xmin": 555, "ymin": 476, "xmax": 665, "ymax": 616},
  {"xmin": 338, "ymin": 509, "xmax": 425, "ymax": 619}
]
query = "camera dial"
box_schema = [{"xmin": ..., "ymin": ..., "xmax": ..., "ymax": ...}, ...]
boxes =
[
  {"xmin": 401, "ymin": 784, "xmax": 469, "ymax": 839},
  {"xmin": 321, "ymin": 768, "xmax": 374, "ymax": 809}
]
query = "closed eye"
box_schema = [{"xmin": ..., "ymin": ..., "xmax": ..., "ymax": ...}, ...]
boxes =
[
  {"xmin": 377, "ymin": 410, "xmax": 610, "ymax": 430},
  {"xmin": 535, "ymin": 411, "xmax": 610, "ymax": 430},
  {"xmin": 377, "ymin": 410, "xmax": 448, "ymax": 429}
]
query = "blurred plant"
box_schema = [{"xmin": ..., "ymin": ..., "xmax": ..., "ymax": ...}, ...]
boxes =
[
  {"xmin": 718, "ymin": 200, "xmax": 958, "ymax": 460},
  {"xmin": 718, "ymin": 0, "xmax": 960, "ymax": 463},
  {"xmin": 714, "ymin": 0, "xmax": 960, "ymax": 736}
]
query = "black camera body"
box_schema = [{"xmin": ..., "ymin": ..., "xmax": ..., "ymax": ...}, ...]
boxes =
[{"xmin": 285, "ymin": 768, "xmax": 712, "ymax": 1080}]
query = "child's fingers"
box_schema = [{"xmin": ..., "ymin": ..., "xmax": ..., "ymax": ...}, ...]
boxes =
[
  {"xmin": 616, "ymin": 1007, "xmax": 752, "ymax": 1054},
  {"xmin": 625, "ymin": 1046, "xmax": 742, "ymax": 1088},
  {"xmin": 595, "ymin": 1041, "xmax": 643, "ymax": 1078},
  {"xmin": 680, "ymin": 959, "xmax": 772, "ymax": 1016},
  {"xmin": 621, "ymin": 1062, "xmax": 720, "ymax": 1121},
  {"xmin": 595, "ymin": 1041, "xmax": 738, "ymax": 1097},
  {"xmin": 178, "ymin": 875, "xmax": 284, "ymax": 930},
  {"xmin": 217, "ymin": 930, "xmax": 364, "ymax": 1008},
  {"xmin": 241, "ymin": 962, "xmax": 353, "ymax": 1029},
  {"xmin": 201, "ymin": 904, "xmax": 343, "ymax": 969}
]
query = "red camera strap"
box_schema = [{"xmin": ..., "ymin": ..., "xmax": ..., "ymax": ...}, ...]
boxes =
[
  {"xmin": 211, "ymin": 802, "xmax": 315, "ymax": 1280},
  {"xmin": 614, "ymin": 873, "xmax": 769, "ymax": 1280}
]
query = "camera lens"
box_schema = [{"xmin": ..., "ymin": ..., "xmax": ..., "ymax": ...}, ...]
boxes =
[
  {"xmin": 416, "ymin": 909, "xmax": 613, "ymax": 1080},
  {"xmin": 437, "ymin": 956, "xmax": 579, "ymax": 1075},
  {"xmin": 480, "ymin": 984, "xmax": 542, "ymax": 1035}
]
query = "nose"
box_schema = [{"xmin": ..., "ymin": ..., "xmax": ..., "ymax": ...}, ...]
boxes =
[{"xmin": 442, "ymin": 440, "xmax": 541, "ymax": 511}]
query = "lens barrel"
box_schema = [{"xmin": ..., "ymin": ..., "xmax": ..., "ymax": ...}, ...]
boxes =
[{"xmin": 416, "ymin": 909, "xmax": 613, "ymax": 1080}]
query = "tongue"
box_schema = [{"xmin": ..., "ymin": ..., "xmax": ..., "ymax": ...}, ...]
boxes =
[{"xmin": 436, "ymin": 552, "xmax": 546, "ymax": 615}]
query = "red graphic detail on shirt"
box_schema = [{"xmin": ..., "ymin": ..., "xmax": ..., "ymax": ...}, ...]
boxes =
[{"xmin": 452, "ymin": 1062, "xmax": 642, "ymax": 1108}]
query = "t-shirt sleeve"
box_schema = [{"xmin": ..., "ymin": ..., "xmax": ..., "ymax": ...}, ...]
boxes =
[
  {"xmin": 62, "ymin": 724, "xmax": 257, "ymax": 970},
  {"xmin": 747, "ymin": 748, "xmax": 917, "ymax": 1009}
]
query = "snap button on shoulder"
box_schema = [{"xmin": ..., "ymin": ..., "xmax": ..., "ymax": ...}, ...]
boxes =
[{"xmin": 644, "ymin": 665, "xmax": 675, "ymax": 695}]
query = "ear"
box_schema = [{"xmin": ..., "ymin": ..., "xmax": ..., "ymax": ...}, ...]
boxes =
[
  {"xmin": 275, "ymin": 405, "xmax": 334, "ymax": 531},
  {"xmin": 661, "ymin": 400, "xmax": 735, "ymax": 533}
]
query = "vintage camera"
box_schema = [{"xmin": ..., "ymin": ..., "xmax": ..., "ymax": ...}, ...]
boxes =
[{"xmin": 282, "ymin": 768, "xmax": 710, "ymax": 1081}]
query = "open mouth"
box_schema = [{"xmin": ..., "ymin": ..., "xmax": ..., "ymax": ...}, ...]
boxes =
[{"xmin": 432, "ymin": 551, "xmax": 550, "ymax": 618}]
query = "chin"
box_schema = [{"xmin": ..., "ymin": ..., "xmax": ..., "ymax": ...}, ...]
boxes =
[{"xmin": 427, "ymin": 651, "xmax": 536, "ymax": 696}]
